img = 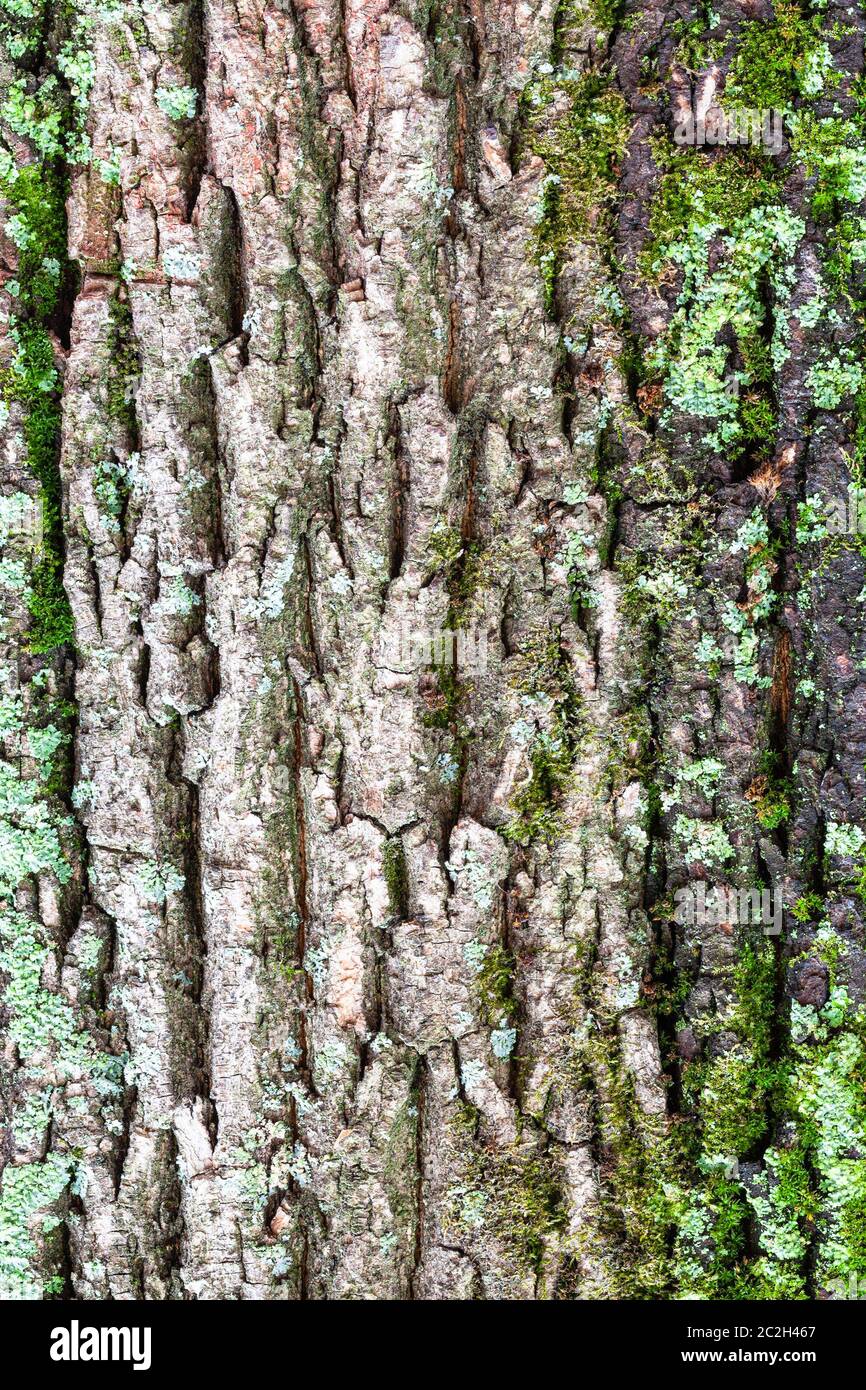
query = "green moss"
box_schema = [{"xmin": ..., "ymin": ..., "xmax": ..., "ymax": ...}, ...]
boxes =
[
  {"xmin": 747, "ymin": 768, "xmax": 793, "ymax": 831},
  {"xmin": 409, "ymin": 0, "xmax": 471, "ymax": 95},
  {"xmin": 689, "ymin": 1053, "xmax": 777, "ymax": 1157},
  {"xmin": 491, "ymin": 1148, "xmax": 566, "ymax": 1274},
  {"xmin": 504, "ymin": 731, "xmax": 576, "ymax": 845},
  {"xmin": 0, "ymin": 905, "xmax": 125, "ymax": 1295},
  {"xmin": 603, "ymin": 706, "xmax": 653, "ymax": 792},
  {"xmin": 736, "ymin": 940, "xmax": 778, "ymax": 1050},
  {"xmin": 0, "ymin": 0, "xmax": 105, "ymax": 1299},
  {"xmin": 668, "ymin": 940, "xmax": 788, "ymax": 1295},
  {"xmin": 567, "ymin": 929, "xmax": 841, "ymax": 1299},
  {"xmin": 637, "ymin": 134, "xmax": 809, "ymax": 459},
  {"xmin": 523, "ymin": 67, "xmax": 628, "ymax": 302},
  {"xmin": 0, "ymin": 162, "xmax": 67, "ymax": 317},
  {"xmin": 426, "ymin": 521, "xmax": 486, "ymax": 620},
  {"xmin": 382, "ymin": 1083, "xmax": 420, "ymax": 1245},
  {"xmin": 685, "ymin": 939, "xmax": 777, "ymax": 1127},
  {"xmin": 738, "ymin": 392, "xmax": 777, "ymax": 459},
  {"xmin": 105, "ymin": 292, "xmax": 139, "ymax": 431},
  {"xmin": 790, "ymin": 113, "xmax": 866, "ymax": 219},
  {"xmin": 825, "ymin": 214, "xmax": 866, "ymax": 313},
  {"xmin": 503, "ymin": 633, "xmax": 584, "ymax": 846},
  {"xmin": 641, "ymin": 144, "xmax": 785, "ymax": 282},
  {"xmin": 838, "ymin": 1184, "xmax": 866, "ymax": 1272},
  {"xmin": 576, "ymin": 0, "xmax": 626, "ymax": 40},
  {"xmin": 592, "ymin": 1040, "xmax": 679, "ymax": 1297},
  {"xmin": 769, "ymin": 1143, "xmax": 818, "ymax": 1227},
  {"xmin": 786, "ymin": 997, "xmax": 866, "ymax": 1285},
  {"xmin": 723, "ymin": 2, "xmax": 828, "ymax": 112},
  {"xmin": 791, "ymin": 892, "xmax": 825, "ymax": 923},
  {"xmin": 475, "ymin": 942, "xmax": 515, "ymax": 1027},
  {"xmin": 421, "ymin": 662, "xmax": 466, "ymax": 733},
  {"xmin": 671, "ymin": 11, "xmax": 726, "ymax": 75},
  {"xmin": 449, "ymin": 1102, "xmax": 566, "ymax": 1276},
  {"xmin": 382, "ymin": 836, "xmax": 409, "ymax": 919},
  {"xmin": 673, "ymin": 1171, "xmax": 760, "ymax": 1299},
  {"xmin": 289, "ymin": 27, "xmax": 337, "ymax": 194},
  {"xmin": 0, "ymin": 16, "xmax": 83, "ymax": 655},
  {"xmin": 269, "ymin": 910, "xmax": 301, "ymax": 981}
]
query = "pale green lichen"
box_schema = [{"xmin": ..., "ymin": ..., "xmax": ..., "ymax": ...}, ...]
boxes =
[{"xmin": 154, "ymin": 83, "xmax": 197, "ymax": 120}]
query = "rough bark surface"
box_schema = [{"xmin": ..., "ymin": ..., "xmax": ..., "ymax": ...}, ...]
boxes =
[{"xmin": 2, "ymin": 0, "xmax": 866, "ymax": 1300}]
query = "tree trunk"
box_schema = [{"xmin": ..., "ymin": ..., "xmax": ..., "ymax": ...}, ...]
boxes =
[{"xmin": 2, "ymin": 0, "xmax": 866, "ymax": 1301}]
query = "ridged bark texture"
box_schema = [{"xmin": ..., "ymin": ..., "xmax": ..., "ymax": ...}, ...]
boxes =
[{"xmin": 2, "ymin": 0, "xmax": 866, "ymax": 1300}]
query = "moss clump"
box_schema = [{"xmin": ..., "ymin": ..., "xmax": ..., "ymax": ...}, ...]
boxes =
[
  {"xmin": 723, "ymin": 1, "xmax": 828, "ymax": 112},
  {"xmin": 0, "ymin": 1154, "xmax": 76, "ymax": 1298},
  {"xmin": 671, "ymin": 12, "xmax": 726, "ymax": 75},
  {"xmin": 671, "ymin": 935, "xmax": 866, "ymax": 1295},
  {"xmin": 589, "ymin": 1033, "xmax": 680, "ymax": 1297},
  {"xmin": 382, "ymin": 1084, "xmax": 420, "ymax": 1251},
  {"xmin": 673, "ymin": 1173, "xmax": 759, "ymax": 1298},
  {"xmin": 640, "ymin": 144, "xmax": 785, "ymax": 282},
  {"xmin": 0, "ymin": 161, "xmax": 67, "ymax": 317},
  {"xmin": 0, "ymin": 0, "xmax": 110, "ymax": 1302},
  {"xmin": 746, "ymin": 771, "xmax": 793, "ymax": 831},
  {"xmin": 641, "ymin": 142, "xmax": 802, "ymax": 458},
  {"xmin": 744, "ymin": 1140, "xmax": 817, "ymax": 1297},
  {"xmin": 421, "ymin": 662, "xmax": 466, "ymax": 734},
  {"xmin": 5, "ymin": 325, "xmax": 74, "ymax": 651},
  {"xmin": 791, "ymin": 892, "xmax": 825, "ymax": 923},
  {"xmin": 603, "ymin": 706, "xmax": 654, "ymax": 793},
  {"xmin": 523, "ymin": 68, "xmax": 629, "ymax": 301},
  {"xmin": 685, "ymin": 941, "xmax": 778, "ymax": 1148},
  {"xmin": 570, "ymin": 931, "xmax": 829, "ymax": 1299},
  {"xmin": 0, "ymin": 2, "xmax": 88, "ymax": 655},
  {"xmin": 503, "ymin": 632, "xmax": 583, "ymax": 846},
  {"xmin": 492, "ymin": 1148, "xmax": 566, "ymax": 1274},
  {"xmin": 670, "ymin": 940, "xmax": 785, "ymax": 1295},
  {"xmin": 504, "ymin": 729, "xmax": 577, "ymax": 846},
  {"xmin": 382, "ymin": 836, "xmax": 409, "ymax": 919},
  {"xmin": 426, "ymin": 521, "xmax": 486, "ymax": 620},
  {"xmin": 475, "ymin": 942, "xmax": 515, "ymax": 1027},
  {"xmin": 105, "ymin": 292, "xmax": 140, "ymax": 431},
  {"xmin": 269, "ymin": 910, "xmax": 301, "ymax": 981},
  {"xmin": 449, "ymin": 1102, "xmax": 566, "ymax": 1276},
  {"xmin": 691, "ymin": 1052, "xmax": 779, "ymax": 1158},
  {"xmin": 0, "ymin": 905, "xmax": 126, "ymax": 1295},
  {"xmin": 787, "ymin": 110, "xmax": 866, "ymax": 220},
  {"xmin": 738, "ymin": 392, "xmax": 778, "ymax": 461},
  {"xmin": 784, "ymin": 988, "xmax": 866, "ymax": 1288},
  {"xmin": 838, "ymin": 1184, "xmax": 866, "ymax": 1273},
  {"xmin": 825, "ymin": 214, "xmax": 866, "ymax": 314},
  {"xmin": 410, "ymin": 0, "xmax": 473, "ymax": 95}
]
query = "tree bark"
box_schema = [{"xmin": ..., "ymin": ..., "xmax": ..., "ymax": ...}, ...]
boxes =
[{"xmin": 2, "ymin": 0, "xmax": 866, "ymax": 1301}]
